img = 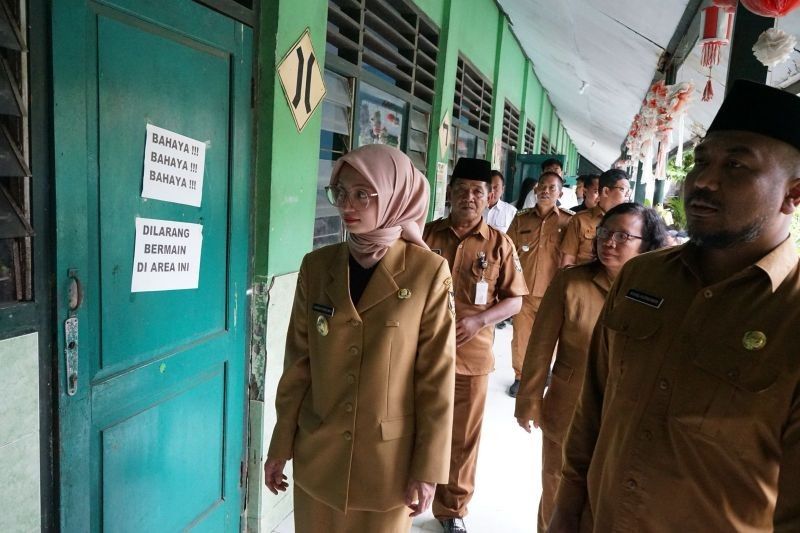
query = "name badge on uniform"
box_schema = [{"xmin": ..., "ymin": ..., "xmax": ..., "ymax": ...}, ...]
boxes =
[
  {"xmin": 312, "ymin": 303, "xmax": 335, "ymax": 317},
  {"xmin": 475, "ymin": 280, "xmax": 489, "ymax": 305},
  {"xmin": 625, "ymin": 289, "xmax": 664, "ymax": 309}
]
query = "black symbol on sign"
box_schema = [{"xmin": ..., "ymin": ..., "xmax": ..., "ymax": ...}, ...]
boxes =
[{"xmin": 291, "ymin": 47, "xmax": 316, "ymax": 114}]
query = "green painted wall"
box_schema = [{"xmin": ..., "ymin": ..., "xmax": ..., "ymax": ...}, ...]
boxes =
[
  {"xmin": 414, "ymin": 0, "xmax": 445, "ymax": 25},
  {"xmin": 454, "ymin": 0, "xmax": 499, "ymax": 78},
  {"xmin": 489, "ymin": 21, "xmax": 526, "ymax": 149},
  {"xmin": 253, "ymin": 0, "xmax": 327, "ymax": 278},
  {"xmin": 497, "ymin": 25, "xmax": 526, "ymax": 108}
]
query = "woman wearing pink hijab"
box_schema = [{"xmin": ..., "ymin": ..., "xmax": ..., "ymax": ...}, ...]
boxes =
[{"xmin": 265, "ymin": 144, "xmax": 456, "ymax": 532}]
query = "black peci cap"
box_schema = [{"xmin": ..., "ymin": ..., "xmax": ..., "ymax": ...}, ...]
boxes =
[
  {"xmin": 708, "ymin": 79, "xmax": 800, "ymax": 152},
  {"xmin": 451, "ymin": 157, "xmax": 492, "ymax": 184}
]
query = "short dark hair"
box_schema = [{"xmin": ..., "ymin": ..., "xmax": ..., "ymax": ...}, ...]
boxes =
[
  {"xmin": 539, "ymin": 170, "xmax": 564, "ymax": 185},
  {"xmin": 578, "ymin": 174, "xmax": 600, "ymax": 187},
  {"xmin": 490, "ymin": 170, "xmax": 504, "ymax": 183},
  {"xmin": 599, "ymin": 169, "xmax": 630, "ymax": 190},
  {"xmin": 599, "ymin": 202, "xmax": 670, "ymax": 252},
  {"xmin": 541, "ymin": 158, "xmax": 562, "ymax": 171}
]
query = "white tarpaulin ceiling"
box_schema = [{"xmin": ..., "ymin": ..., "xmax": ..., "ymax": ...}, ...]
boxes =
[{"xmin": 496, "ymin": 0, "xmax": 800, "ymax": 170}]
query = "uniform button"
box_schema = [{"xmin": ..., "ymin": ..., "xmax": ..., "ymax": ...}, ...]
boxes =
[
  {"xmin": 726, "ymin": 369, "xmax": 739, "ymax": 381},
  {"xmin": 344, "ymin": 402, "xmax": 354, "ymax": 413},
  {"xmin": 704, "ymin": 289, "xmax": 713, "ymax": 299},
  {"xmin": 348, "ymin": 319, "xmax": 361, "ymax": 327},
  {"xmin": 625, "ymin": 479, "xmax": 638, "ymax": 490},
  {"xmin": 343, "ymin": 431, "xmax": 352, "ymax": 441},
  {"xmin": 349, "ymin": 346, "xmax": 359, "ymax": 355},
  {"xmin": 642, "ymin": 430, "xmax": 653, "ymax": 441},
  {"xmin": 658, "ymin": 379, "xmax": 669, "ymax": 391},
  {"xmin": 458, "ymin": 244, "xmax": 463, "ymax": 249},
  {"xmin": 346, "ymin": 374, "xmax": 356, "ymax": 384}
]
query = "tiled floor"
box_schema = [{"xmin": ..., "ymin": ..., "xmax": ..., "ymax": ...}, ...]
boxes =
[{"xmin": 272, "ymin": 325, "xmax": 543, "ymax": 532}]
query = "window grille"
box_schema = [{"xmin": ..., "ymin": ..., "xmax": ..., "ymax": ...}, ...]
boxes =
[
  {"xmin": 540, "ymin": 135, "xmax": 550, "ymax": 155},
  {"xmin": 326, "ymin": 0, "xmax": 439, "ymax": 105},
  {"xmin": 0, "ymin": 1, "xmax": 32, "ymax": 303},
  {"xmin": 452, "ymin": 56, "xmax": 492, "ymax": 135},
  {"xmin": 523, "ymin": 120, "xmax": 535, "ymax": 154}
]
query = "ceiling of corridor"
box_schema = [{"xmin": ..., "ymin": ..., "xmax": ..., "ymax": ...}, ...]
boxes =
[
  {"xmin": 497, "ymin": 0, "xmax": 693, "ymax": 169},
  {"xmin": 497, "ymin": 0, "xmax": 800, "ymax": 170}
]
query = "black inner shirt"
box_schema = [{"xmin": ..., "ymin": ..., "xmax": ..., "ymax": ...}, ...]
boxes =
[{"xmin": 348, "ymin": 254, "xmax": 377, "ymax": 307}]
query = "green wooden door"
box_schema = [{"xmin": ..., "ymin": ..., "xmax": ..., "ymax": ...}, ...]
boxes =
[{"xmin": 53, "ymin": 1, "xmax": 252, "ymax": 531}]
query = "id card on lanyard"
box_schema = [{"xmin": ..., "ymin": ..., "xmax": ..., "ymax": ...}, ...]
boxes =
[{"xmin": 475, "ymin": 251, "xmax": 489, "ymax": 305}]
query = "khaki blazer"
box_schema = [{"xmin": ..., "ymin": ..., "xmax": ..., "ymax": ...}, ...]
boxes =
[
  {"xmin": 515, "ymin": 261, "xmax": 610, "ymax": 443},
  {"xmin": 268, "ymin": 239, "xmax": 456, "ymax": 512}
]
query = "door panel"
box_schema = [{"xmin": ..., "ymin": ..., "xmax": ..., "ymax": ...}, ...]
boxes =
[
  {"xmin": 54, "ymin": 1, "xmax": 252, "ymax": 531},
  {"xmin": 96, "ymin": 13, "xmax": 230, "ymax": 371}
]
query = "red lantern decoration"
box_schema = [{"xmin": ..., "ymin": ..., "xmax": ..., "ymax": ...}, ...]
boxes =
[
  {"xmin": 740, "ymin": 0, "xmax": 800, "ymax": 17},
  {"xmin": 699, "ymin": 5, "xmax": 735, "ymax": 102},
  {"xmin": 713, "ymin": 0, "xmax": 739, "ymax": 10},
  {"xmin": 699, "ymin": 6, "xmax": 735, "ymax": 67}
]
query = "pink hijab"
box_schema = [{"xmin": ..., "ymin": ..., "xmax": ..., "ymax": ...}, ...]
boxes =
[{"xmin": 330, "ymin": 144, "xmax": 430, "ymax": 268}]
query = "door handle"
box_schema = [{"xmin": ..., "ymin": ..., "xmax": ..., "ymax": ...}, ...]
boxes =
[{"xmin": 65, "ymin": 269, "xmax": 82, "ymax": 396}]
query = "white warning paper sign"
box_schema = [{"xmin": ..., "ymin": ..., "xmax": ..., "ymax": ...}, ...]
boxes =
[
  {"xmin": 131, "ymin": 217, "xmax": 203, "ymax": 293},
  {"xmin": 142, "ymin": 124, "xmax": 206, "ymax": 207}
]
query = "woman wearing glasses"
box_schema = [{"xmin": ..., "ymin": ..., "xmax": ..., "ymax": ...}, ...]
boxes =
[
  {"xmin": 513, "ymin": 202, "xmax": 669, "ymax": 531},
  {"xmin": 264, "ymin": 144, "xmax": 456, "ymax": 532}
]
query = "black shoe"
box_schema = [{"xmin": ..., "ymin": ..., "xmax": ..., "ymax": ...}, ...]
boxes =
[
  {"xmin": 440, "ymin": 517, "xmax": 467, "ymax": 532},
  {"xmin": 508, "ymin": 379, "xmax": 521, "ymax": 398}
]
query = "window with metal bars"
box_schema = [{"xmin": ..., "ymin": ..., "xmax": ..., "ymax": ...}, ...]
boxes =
[
  {"xmin": 0, "ymin": 1, "xmax": 32, "ymax": 304},
  {"xmin": 523, "ymin": 120, "xmax": 536, "ymax": 154},
  {"xmin": 498, "ymin": 100, "xmax": 519, "ymax": 176},
  {"xmin": 325, "ymin": 0, "xmax": 439, "ymax": 106},
  {"xmin": 452, "ymin": 56, "xmax": 492, "ymax": 135},
  {"xmin": 540, "ymin": 135, "xmax": 550, "ymax": 155},
  {"xmin": 314, "ymin": 70, "xmax": 353, "ymax": 250}
]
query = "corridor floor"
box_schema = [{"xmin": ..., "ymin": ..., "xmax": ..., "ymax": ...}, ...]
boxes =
[{"xmin": 272, "ymin": 325, "xmax": 543, "ymax": 533}]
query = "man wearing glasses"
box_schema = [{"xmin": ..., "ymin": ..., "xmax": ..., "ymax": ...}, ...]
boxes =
[
  {"xmin": 505, "ymin": 172, "xmax": 574, "ymax": 398},
  {"xmin": 559, "ymin": 169, "xmax": 631, "ymax": 267},
  {"xmin": 550, "ymin": 80, "xmax": 800, "ymax": 532},
  {"xmin": 424, "ymin": 158, "xmax": 528, "ymax": 533}
]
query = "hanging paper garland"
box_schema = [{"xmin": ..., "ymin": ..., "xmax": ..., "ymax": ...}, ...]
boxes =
[{"xmin": 740, "ymin": 0, "xmax": 800, "ymax": 17}]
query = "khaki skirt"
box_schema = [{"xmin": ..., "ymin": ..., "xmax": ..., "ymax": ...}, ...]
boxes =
[{"xmin": 293, "ymin": 484, "xmax": 413, "ymax": 533}]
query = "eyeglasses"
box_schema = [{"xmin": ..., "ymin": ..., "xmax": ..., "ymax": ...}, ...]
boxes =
[
  {"xmin": 325, "ymin": 185, "xmax": 378, "ymax": 211},
  {"xmin": 610, "ymin": 186, "xmax": 632, "ymax": 198},
  {"xmin": 596, "ymin": 226, "xmax": 642, "ymax": 244}
]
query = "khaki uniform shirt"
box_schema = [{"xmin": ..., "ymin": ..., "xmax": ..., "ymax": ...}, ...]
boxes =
[
  {"xmin": 557, "ymin": 239, "xmax": 800, "ymax": 532},
  {"xmin": 424, "ymin": 216, "xmax": 528, "ymax": 375},
  {"xmin": 268, "ymin": 240, "xmax": 456, "ymax": 512},
  {"xmin": 515, "ymin": 261, "xmax": 610, "ymax": 443},
  {"xmin": 507, "ymin": 205, "xmax": 573, "ymax": 300},
  {"xmin": 559, "ymin": 205, "xmax": 604, "ymax": 264}
]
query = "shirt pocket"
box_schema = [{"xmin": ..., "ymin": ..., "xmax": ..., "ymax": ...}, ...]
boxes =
[
  {"xmin": 669, "ymin": 340, "xmax": 780, "ymax": 457},
  {"xmin": 602, "ymin": 309, "xmax": 661, "ymax": 401},
  {"xmin": 471, "ymin": 261, "xmax": 500, "ymax": 281},
  {"xmin": 541, "ymin": 359, "xmax": 579, "ymax": 443}
]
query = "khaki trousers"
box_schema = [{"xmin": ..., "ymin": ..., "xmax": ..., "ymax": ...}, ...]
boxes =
[
  {"xmin": 511, "ymin": 296, "xmax": 543, "ymax": 379},
  {"xmin": 433, "ymin": 373, "xmax": 489, "ymax": 519},
  {"xmin": 538, "ymin": 434, "xmax": 562, "ymax": 532},
  {"xmin": 293, "ymin": 484, "xmax": 412, "ymax": 533}
]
